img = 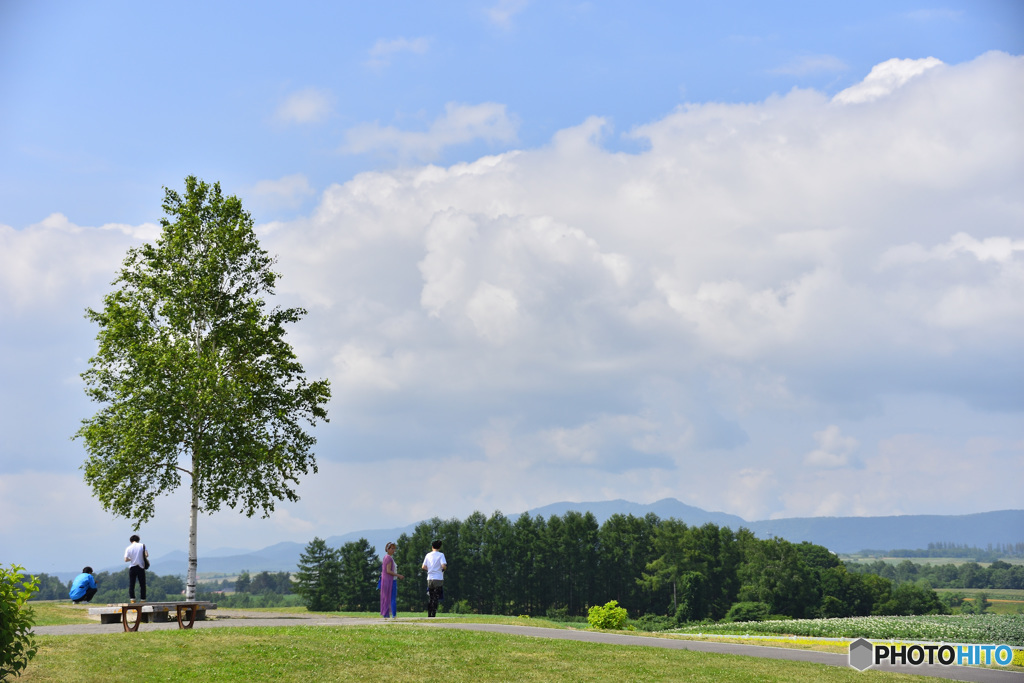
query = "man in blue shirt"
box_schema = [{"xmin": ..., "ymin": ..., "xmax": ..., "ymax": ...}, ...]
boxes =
[{"xmin": 69, "ymin": 567, "xmax": 98, "ymax": 604}]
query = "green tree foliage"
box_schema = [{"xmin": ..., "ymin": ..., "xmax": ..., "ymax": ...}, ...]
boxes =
[
  {"xmin": 337, "ymin": 539, "xmax": 379, "ymax": 611},
  {"xmin": 75, "ymin": 176, "xmax": 330, "ymax": 600},
  {"xmin": 1, "ymin": 565, "xmax": 39, "ymax": 680},
  {"xmin": 554, "ymin": 511, "xmax": 600, "ymax": 616},
  {"xmin": 510, "ymin": 513, "xmax": 545, "ymax": 615},
  {"xmin": 723, "ymin": 601, "xmax": 770, "ymax": 622},
  {"xmin": 292, "ymin": 538, "xmax": 341, "ymax": 611},
  {"xmin": 638, "ymin": 518, "xmax": 689, "ymax": 614},
  {"xmin": 848, "ymin": 558, "xmax": 1024, "ymax": 590},
  {"xmin": 640, "ymin": 522, "xmax": 740, "ymax": 621},
  {"xmin": 597, "ymin": 513, "xmax": 659, "ymax": 616},
  {"xmin": 457, "ymin": 512, "xmax": 485, "ymax": 613},
  {"xmin": 247, "ymin": 571, "xmax": 293, "ymax": 595},
  {"xmin": 234, "ymin": 571, "xmax": 251, "ymax": 594},
  {"xmin": 482, "ymin": 512, "xmax": 515, "ymax": 615},
  {"xmin": 874, "ymin": 583, "xmax": 946, "ymax": 615},
  {"xmin": 817, "ymin": 566, "xmax": 874, "ymax": 617},
  {"xmin": 26, "ymin": 574, "xmax": 70, "ymax": 601},
  {"xmin": 674, "ymin": 571, "xmax": 707, "ymax": 623},
  {"xmin": 738, "ymin": 537, "xmax": 818, "ymax": 618},
  {"xmin": 959, "ymin": 591, "xmax": 990, "ymax": 615}
]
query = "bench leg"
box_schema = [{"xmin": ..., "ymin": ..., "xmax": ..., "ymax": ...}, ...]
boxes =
[
  {"xmin": 176, "ymin": 604, "xmax": 197, "ymax": 629},
  {"xmin": 122, "ymin": 606, "xmax": 142, "ymax": 632}
]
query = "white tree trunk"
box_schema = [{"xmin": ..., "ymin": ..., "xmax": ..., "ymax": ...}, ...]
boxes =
[{"xmin": 186, "ymin": 480, "xmax": 198, "ymax": 600}]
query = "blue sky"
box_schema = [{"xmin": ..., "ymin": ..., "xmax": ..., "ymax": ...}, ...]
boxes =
[{"xmin": 2, "ymin": 1, "xmax": 1023, "ymax": 572}]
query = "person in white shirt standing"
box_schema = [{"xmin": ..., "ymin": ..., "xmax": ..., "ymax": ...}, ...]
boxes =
[
  {"xmin": 124, "ymin": 534, "xmax": 149, "ymax": 603},
  {"xmin": 421, "ymin": 539, "xmax": 447, "ymax": 618}
]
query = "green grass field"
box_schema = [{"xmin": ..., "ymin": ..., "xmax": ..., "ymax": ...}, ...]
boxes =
[
  {"xmin": 22, "ymin": 624, "xmax": 937, "ymax": 682},
  {"xmin": 21, "ymin": 603, "xmax": 1022, "ymax": 680},
  {"xmin": 25, "ymin": 602, "xmax": 96, "ymax": 626}
]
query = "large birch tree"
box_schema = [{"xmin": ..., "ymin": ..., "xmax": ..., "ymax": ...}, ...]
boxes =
[{"xmin": 76, "ymin": 176, "xmax": 330, "ymax": 600}]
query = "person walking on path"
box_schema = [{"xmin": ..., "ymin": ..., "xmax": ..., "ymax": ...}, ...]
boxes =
[
  {"xmin": 380, "ymin": 542, "xmax": 404, "ymax": 619},
  {"xmin": 124, "ymin": 534, "xmax": 149, "ymax": 602},
  {"xmin": 69, "ymin": 566, "xmax": 98, "ymax": 603},
  {"xmin": 421, "ymin": 539, "xmax": 447, "ymax": 618}
]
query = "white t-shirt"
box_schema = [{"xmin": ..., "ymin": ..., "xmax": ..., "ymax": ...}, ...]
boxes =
[
  {"xmin": 422, "ymin": 550, "xmax": 446, "ymax": 580},
  {"xmin": 125, "ymin": 541, "xmax": 147, "ymax": 568}
]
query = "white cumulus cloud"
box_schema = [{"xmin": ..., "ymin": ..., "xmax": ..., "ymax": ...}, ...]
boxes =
[
  {"xmin": 832, "ymin": 57, "xmax": 943, "ymax": 104},
  {"xmin": 804, "ymin": 425, "xmax": 860, "ymax": 468},
  {"xmin": 342, "ymin": 102, "xmax": 519, "ymax": 161},
  {"xmin": 3, "ymin": 53, "xmax": 1023, "ymax": 550}
]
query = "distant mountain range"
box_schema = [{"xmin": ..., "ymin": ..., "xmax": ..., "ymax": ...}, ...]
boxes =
[{"xmin": 56, "ymin": 498, "xmax": 1023, "ymax": 580}]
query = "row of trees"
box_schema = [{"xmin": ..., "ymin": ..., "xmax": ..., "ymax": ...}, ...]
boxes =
[
  {"xmin": 27, "ymin": 570, "xmax": 185, "ymax": 603},
  {"xmin": 29, "ymin": 570, "xmax": 296, "ymax": 602},
  {"xmin": 848, "ymin": 559, "xmax": 1024, "ymax": 590},
  {"xmin": 234, "ymin": 571, "xmax": 293, "ymax": 595},
  {"xmin": 860, "ymin": 542, "xmax": 1024, "ymax": 562},
  {"xmin": 294, "ymin": 511, "xmax": 945, "ymax": 621}
]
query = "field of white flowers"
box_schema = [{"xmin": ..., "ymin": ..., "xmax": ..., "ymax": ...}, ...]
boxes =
[{"xmin": 675, "ymin": 614, "xmax": 1024, "ymax": 646}]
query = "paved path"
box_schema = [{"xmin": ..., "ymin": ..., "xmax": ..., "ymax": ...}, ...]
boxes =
[{"xmin": 34, "ymin": 612, "xmax": 1022, "ymax": 682}]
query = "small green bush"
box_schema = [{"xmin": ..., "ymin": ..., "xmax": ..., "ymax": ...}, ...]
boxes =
[
  {"xmin": 588, "ymin": 600, "xmax": 628, "ymax": 630},
  {"xmin": 724, "ymin": 601, "xmax": 770, "ymax": 622},
  {"xmin": 1, "ymin": 564, "xmax": 39, "ymax": 679}
]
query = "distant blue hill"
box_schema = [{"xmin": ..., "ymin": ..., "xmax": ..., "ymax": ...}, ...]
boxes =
[
  {"xmin": 745, "ymin": 510, "xmax": 1024, "ymax": 556},
  {"xmin": 519, "ymin": 498, "xmax": 748, "ymax": 530},
  {"xmin": 66, "ymin": 498, "xmax": 1023, "ymax": 578}
]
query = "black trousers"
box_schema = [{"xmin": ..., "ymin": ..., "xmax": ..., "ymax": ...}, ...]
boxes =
[
  {"xmin": 129, "ymin": 565, "xmax": 147, "ymax": 600},
  {"xmin": 427, "ymin": 580, "xmax": 443, "ymax": 617},
  {"xmin": 73, "ymin": 587, "xmax": 98, "ymax": 603}
]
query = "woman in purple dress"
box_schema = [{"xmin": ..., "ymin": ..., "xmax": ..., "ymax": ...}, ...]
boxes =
[{"xmin": 380, "ymin": 542, "xmax": 403, "ymax": 618}]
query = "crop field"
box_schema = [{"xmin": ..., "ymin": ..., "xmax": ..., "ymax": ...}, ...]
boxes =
[
  {"xmin": 934, "ymin": 588, "xmax": 1024, "ymax": 600},
  {"xmin": 673, "ymin": 614, "xmax": 1024, "ymax": 647}
]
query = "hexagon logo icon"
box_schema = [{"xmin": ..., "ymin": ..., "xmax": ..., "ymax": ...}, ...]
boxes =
[{"xmin": 849, "ymin": 638, "xmax": 874, "ymax": 671}]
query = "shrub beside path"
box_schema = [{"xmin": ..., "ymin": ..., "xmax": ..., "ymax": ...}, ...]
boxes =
[{"xmin": 31, "ymin": 611, "xmax": 1022, "ymax": 683}]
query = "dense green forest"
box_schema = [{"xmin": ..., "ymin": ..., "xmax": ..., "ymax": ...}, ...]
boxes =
[{"xmin": 381, "ymin": 511, "xmax": 944, "ymax": 622}]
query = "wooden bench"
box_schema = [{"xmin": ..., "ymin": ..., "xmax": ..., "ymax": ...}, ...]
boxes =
[{"xmin": 89, "ymin": 602, "xmax": 217, "ymax": 631}]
